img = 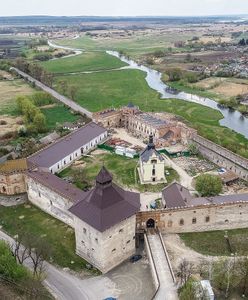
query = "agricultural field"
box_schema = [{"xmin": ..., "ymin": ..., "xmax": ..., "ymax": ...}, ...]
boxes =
[
  {"xmin": 41, "ymin": 51, "xmax": 126, "ymax": 74},
  {"xmin": 180, "ymin": 228, "xmax": 248, "ymax": 256},
  {"xmin": 58, "ymin": 151, "xmax": 179, "ymax": 193}
]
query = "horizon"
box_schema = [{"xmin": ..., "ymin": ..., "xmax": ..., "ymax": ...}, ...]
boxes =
[{"xmin": 1, "ymin": 0, "xmax": 248, "ymax": 18}]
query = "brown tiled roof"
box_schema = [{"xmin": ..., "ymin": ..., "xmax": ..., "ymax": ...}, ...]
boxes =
[
  {"xmin": 69, "ymin": 167, "xmax": 140, "ymax": 232},
  {"xmin": 28, "ymin": 122, "xmax": 107, "ymax": 168},
  {"xmin": 162, "ymin": 182, "xmax": 192, "ymax": 208},
  {"xmin": 27, "ymin": 170, "xmax": 88, "ymax": 204},
  {"xmin": 0, "ymin": 159, "xmax": 29, "ymax": 174}
]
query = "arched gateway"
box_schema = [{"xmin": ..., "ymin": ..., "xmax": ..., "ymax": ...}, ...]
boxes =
[{"xmin": 146, "ymin": 218, "xmax": 155, "ymax": 228}]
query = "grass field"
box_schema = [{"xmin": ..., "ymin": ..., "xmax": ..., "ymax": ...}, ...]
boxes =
[
  {"xmin": 59, "ymin": 151, "xmax": 179, "ymax": 192},
  {"xmin": 0, "ymin": 79, "xmax": 34, "ymax": 115},
  {"xmin": 52, "ymin": 69, "xmax": 248, "ymax": 158},
  {"xmin": 0, "ymin": 203, "xmax": 88, "ymax": 272},
  {"xmin": 41, "ymin": 51, "xmax": 126, "ymax": 74},
  {"xmin": 54, "ymin": 32, "xmax": 196, "ymax": 57},
  {"xmin": 41, "ymin": 104, "xmax": 80, "ymax": 129},
  {"xmin": 180, "ymin": 228, "xmax": 248, "ymax": 256}
]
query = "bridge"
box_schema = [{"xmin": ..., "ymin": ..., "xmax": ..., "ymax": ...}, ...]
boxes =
[
  {"xmin": 144, "ymin": 228, "xmax": 178, "ymax": 300},
  {"xmin": 10, "ymin": 67, "xmax": 93, "ymax": 119}
]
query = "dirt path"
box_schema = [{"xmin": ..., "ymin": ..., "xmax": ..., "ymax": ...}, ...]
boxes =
[{"xmin": 163, "ymin": 234, "xmax": 217, "ymax": 269}]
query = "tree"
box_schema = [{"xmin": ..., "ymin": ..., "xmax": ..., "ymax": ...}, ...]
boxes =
[
  {"xmin": 177, "ymin": 259, "xmax": 194, "ymax": 286},
  {"xmin": 195, "ymin": 174, "xmax": 222, "ymax": 197},
  {"xmin": 166, "ymin": 68, "xmax": 183, "ymax": 82},
  {"xmin": 33, "ymin": 112, "xmax": 47, "ymax": 133},
  {"xmin": 68, "ymin": 85, "xmax": 78, "ymax": 101},
  {"xmin": 188, "ymin": 143, "xmax": 199, "ymax": 155}
]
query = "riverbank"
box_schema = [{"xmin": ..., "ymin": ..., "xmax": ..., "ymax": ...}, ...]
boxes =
[{"xmin": 162, "ymin": 75, "xmax": 248, "ymax": 116}]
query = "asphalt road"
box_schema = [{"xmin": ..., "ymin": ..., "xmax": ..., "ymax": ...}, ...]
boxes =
[
  {"xmin": 0, "ymin": 230, "xmax": 116, "ymax": 300},
  {"xmin": 10, "ymin": 67, "xmax": 92, "ymax": 119}
]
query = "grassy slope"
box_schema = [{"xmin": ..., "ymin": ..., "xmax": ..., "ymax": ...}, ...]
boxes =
[
  {"xmin": 41, "ymin": 51, "xmax": 126, "ymax": 74},
  {"xmin": 0, "ymin": 203, "xmax": 87, "ymax": 271},
  {"xmin": 180, "ymin": 228, "xmax": 248, "ymax": 256}
]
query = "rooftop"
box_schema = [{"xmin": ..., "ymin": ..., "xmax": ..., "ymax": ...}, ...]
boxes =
[
  {"xmin": 140, "ymin": 135, "xmax": 164, "ymax": 163},
  {"xmin": 28, "ymin": 122, "xmax": 107, "ymax": 169},
  {"xmin": 0, "ymin": 159, "xmax": 31, "ymax": 174},
  {"xmin": 138, "ymin": 113, "xmax": 167, "ymax": 128},
  {"xmin": 162, "ymin": 182, "xmax": 192, "ymax": 208},
  {"xmin": 28, "ymin": 170, "xmax": 88, "ymax": 204},
  {"xmin": 69, "ymin": 167, "xmax": 140, "ymax": 232}
]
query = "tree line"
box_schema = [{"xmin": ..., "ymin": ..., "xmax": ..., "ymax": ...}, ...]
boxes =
[{"xmin": 14, "ymin": 58, "xmax": 54, "ymax": 88}]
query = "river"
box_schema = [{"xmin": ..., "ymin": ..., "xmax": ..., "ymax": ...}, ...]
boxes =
[
  {"xmin": 107, "ymin": 50, "xmax": 248, "ymax": 139},
  {"xmin": 48, "ymin": 40, "xmax": 248, "ymax": 139}
]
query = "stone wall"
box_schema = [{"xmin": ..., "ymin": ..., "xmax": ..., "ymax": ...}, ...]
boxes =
[
  {"xmin": 193, "ymin": 135, "xmax": 248, "ymax": 181},
  {"xmin": 0, "ymin": 173, "xmax": 26, "ymax": 195},
  {"xmin": 137, "ymin": 201, "xmax": 248, "ymax": 234},
  {"xmin": 74, "ymin": 215, "xmax": 136, "ymax": 273},
  {"xmin": 26, "ymin": 176, "xmax": 74, "ymax": 227}
]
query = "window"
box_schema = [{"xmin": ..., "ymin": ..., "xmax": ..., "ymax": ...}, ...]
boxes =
[
  {"xmin": 83, "ymin": 228, "xmax": 86, "ymax": 234},
  {"xmin": 64, "ymin": 160, "xmax": 66, "ymax": 165},
  {"xmin": 57, "ymin": 164, "xmax": 59, "ymax": 169},
  {"xmin": 179, "ymin": 219, "xmax": 184, "ymax": 226},
  {"xmin": 225, "ymin": 219, "xmax": 229, "ymax": 223},
  {"xmin": 205, "ymin": 216, "xmax": 210, "ymax": 223},
  {"xmin": 192, "ymin": 218, "xmax": 197, "ymax": 224},
  {"xmin": 152, "ymin": 169, "xmax": 156, "ymax": 176},
  {"xmin": 81, "ymin": 240, "xmax": 85, "ymax": 244},
  {"xmin": 119, "ymin": 228, "xmax": 123, "ymax": 233},
  {"xmin": 95, "ymin": 238, "xmax": 98, "ymax": 243},
  {"xmin": 109, "ymin": 235, "xmax": 112, "ymax": 239},
  {"xmin": 126, "ymin": 240, "xmax": 130, "ymax": 244},
  {"xmin": 70, "ymin": 156, "xmax": 72, "ymax": 161},
  {"xmin": 112, "ymin": 248, "xmax": 116, "ymax": 252},
  {"xmin": 38, "ymin": 192, "xmax": 41, "ymax": 197},
  {"xmin": 167, "ymin": 220, "xmax": 173, "ymax": 227},
  {"xmin": 151, "ymin": 159, "xmax": 157, "ymax": 164}
]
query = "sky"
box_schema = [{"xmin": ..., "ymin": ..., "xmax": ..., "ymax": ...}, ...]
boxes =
[{"xmin": 1, "ymin": 0, "xmax": 248, "ymax": 17}]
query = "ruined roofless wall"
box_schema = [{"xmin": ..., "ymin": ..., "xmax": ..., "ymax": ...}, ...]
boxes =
[
  {"xmin": 136, "ymin": 201, "xmax": 248, "ymax": 234},
  {"xmin": 192, "ymin": 135, "xmax": 248, "ymax": 181}
]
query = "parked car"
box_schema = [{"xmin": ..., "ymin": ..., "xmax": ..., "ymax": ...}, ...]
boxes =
[
  {"xmin": 165, "ymin": 170, "xmax": 170, "ymax": 176},
  {"xmin": 130, "ymin": 254, "xmax": 142, "ymax": 263}
]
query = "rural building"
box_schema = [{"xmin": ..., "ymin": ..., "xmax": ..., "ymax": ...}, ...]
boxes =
[
  {"xmin": 139, "ymin": 135, "xmax": 166, "ymax": 184},
  {"xmin": 28, "ymin": 122, "xmax": 107, "ymax": 174}
]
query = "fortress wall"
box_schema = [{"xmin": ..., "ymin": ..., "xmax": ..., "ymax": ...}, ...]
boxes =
[
  {"xmin": 137, "ymin": 202, "xmax": 248, "ymax": 234},
  {"xmin": 193, "ymin": 135, "xmax": 248, "ymax": 181}
]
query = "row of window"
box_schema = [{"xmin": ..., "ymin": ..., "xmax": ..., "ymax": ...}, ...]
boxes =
[{"xmin": 167, "ymin": 216, "xmax": 210, "ymax": 227}]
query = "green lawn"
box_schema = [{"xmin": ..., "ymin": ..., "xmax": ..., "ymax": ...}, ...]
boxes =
[
  {"xmin": 41, "ymin": 51, "xmax": 126, "ymax": 74},
  {"xmin": 41, "ymin": 105, "xmax": 80, "ymax": 129},
  {"xmin": 0, "ymin": 203, "xmax": 89, "ymax": 272},
  {"xmin": 180, "ymin": 228, "xmax": 248, "ymax": 256},
  {"xmin": 58, "ymin": 151, "xmax": 179, "ymax": 193}
]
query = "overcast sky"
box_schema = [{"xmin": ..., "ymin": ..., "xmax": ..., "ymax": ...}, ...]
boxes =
[{"xmin": 1, "ymin": 0, "xmax": 248, "ymax": 17}]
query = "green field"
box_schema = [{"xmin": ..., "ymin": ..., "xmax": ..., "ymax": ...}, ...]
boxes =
[
  {"xmin": 58, "ymin": 152, "xmax": 179, "ymax": 193},
  {"xmin": 52, "ymin": 69, "xmax": 248, "ymax": 158},
  {"xmin": 41, "ymin": 51, "xmax": 126, "ymax": 74},
  {"xmin": 0, "ymin": 203, "xmax": 89, "ymax": 272},
  {"xmin": 41, "ymin": 105, "xmax": 80, "ymax": 129},
  {"xmin": 180, "ymin": 228, "xmax": 248, "ymax": 256}
]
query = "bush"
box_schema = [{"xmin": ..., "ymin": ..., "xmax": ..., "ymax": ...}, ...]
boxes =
[{"xmin": 195, "ymin": 174, "xmax": 222, "ymax": 197}]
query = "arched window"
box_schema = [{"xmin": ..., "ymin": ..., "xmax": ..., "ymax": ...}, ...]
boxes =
[
  {"xmin": 179, "ymin": 219, "xmax": 184, "ymax": 226},
  {"xmin": 205, "ymin": 216, "xmax": 210, "ymax": 222},
  {"xmin": 192, "ymin": 218, "xmax": 197, "ymax": 224}
]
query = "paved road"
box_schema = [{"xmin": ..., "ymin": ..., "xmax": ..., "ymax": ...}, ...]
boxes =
[
  {"xmin": 10, "ymin": 67, "xmax": 92, "ymax": 119},
  {"xmin": 0, "ymin": 230, "xmax": 116, "ymax": 300},
  {"xmin": 147, "ymin": 233, "xmax": 178, "ymax": 300}
]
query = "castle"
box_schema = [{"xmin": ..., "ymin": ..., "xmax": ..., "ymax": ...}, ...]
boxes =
[
  {"xmin": 1, "ymin": 118, "xmax": 248, "ymax": 274},
  {"xmin": 93, "ymin": 103, "xmax": 196, "ymax": 147}
]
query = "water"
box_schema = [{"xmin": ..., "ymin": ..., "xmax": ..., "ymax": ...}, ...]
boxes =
[{"xmin": 107, "ymin": 50, "xmax": 248, "ymax": 139}]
